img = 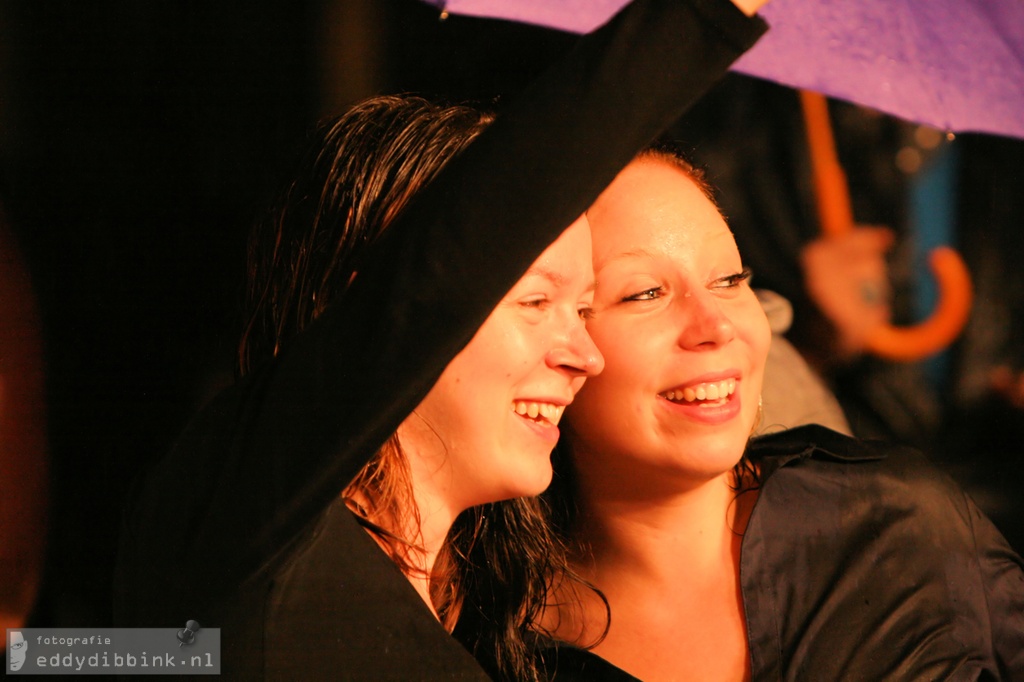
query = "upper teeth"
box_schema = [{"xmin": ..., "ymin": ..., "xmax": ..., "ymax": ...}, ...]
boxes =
[
  {"xmin": 662, "ymin": 379, "xmax": 737, "ymax": 403},
  {"xmin": 512, "ymin": 401, "xmax": 565, "ymax": 424}
]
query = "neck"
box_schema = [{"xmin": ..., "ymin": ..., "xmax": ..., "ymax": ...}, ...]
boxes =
[
  {"xmin": 380, "ymin": 418, "xmax": 470, "ymax": 622},
  {"xmin": 353, "ymin": 492, "xmax": 458, "ymax": 624},
  {"xmin": 547, "ymin": 469, "xmax": 751, "ymax": 648},
  {"xmin": 550, "ymin": 449, "xmax": 757, "ymax": 681},
  {"xmin": 575, "ymin": 470, "xmax": 747, "ymax": 584}
]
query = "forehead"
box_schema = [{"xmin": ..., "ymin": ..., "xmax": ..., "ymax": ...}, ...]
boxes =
[{"xmin": 587, "ymin": 159, "xmax": 735, "ymax": 267}]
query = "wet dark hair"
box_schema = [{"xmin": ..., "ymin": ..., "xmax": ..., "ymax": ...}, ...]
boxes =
[
  {"xmin": 239, "ymin": 96, "xmax": 495, "ymax": 372},
  {"xmin": 238, "ymin": 95, "xmax": 571, "ymax": 681},
  {"xmin": 446, "ymin": 496, "xmax": 581, "ymax": 680}
]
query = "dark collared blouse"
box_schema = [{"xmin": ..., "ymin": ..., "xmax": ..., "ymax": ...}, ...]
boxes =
[{"xmin": 543, "ymin": 425, "xmax": 1024, "ymax": 681}]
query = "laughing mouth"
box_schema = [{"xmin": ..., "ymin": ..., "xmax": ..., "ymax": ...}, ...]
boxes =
[
  {"xmin": 660, "ymin": 378, "xmax": 737, "ymax": 405},
  {"xmin": 512, "ymin": 401, "xmax": 566, "ymax": 425}
]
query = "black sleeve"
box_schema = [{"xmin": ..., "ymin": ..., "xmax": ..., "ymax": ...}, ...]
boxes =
[{"xmin": 117, "ymin": 0, "xmax": 767, "ymax": 616}]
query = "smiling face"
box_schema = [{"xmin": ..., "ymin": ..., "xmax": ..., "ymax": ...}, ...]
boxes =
[
  {"xmin": 566, "ymin": 157, "xmax": 770, "ymax": 490},
  {"xmin": 399, "ymin": 216, "xmax": 603, "ymax": 513}
]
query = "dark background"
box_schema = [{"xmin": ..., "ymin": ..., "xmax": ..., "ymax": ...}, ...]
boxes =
[{"xmin": 2, "ymin": 0, "xmax": 1022, "ymax": 633}]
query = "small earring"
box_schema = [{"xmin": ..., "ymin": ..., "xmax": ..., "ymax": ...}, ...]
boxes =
[{"xmin": 750, "ymin": 394, "xmax": 764, "ymax": 437}]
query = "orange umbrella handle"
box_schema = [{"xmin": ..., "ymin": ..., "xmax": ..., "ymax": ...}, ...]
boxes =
[
  {"xmin": 799, "ymin": 91, "xmax": 854, "ymax": 236},
  {"xmin": 799, "ymin": 90, "xmax": 973, "ymax": 361},
  {"xmin": 864, "ymin": 246, "xmax": 973, "ymax": 361}
]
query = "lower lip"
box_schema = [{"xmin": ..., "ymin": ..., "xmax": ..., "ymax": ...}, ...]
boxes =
[
  {"xmin": 514, "ymin": 412, "xmax": 561, "ymax": 444},
  {"xmin": 659, "ymin": 390, "xmax": 742, "ymax": 425}
]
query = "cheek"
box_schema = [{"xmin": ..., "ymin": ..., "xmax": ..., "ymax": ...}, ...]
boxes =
[{"xmin": 457, "ymin": 315, "xmax": 530, "ymax": 380}]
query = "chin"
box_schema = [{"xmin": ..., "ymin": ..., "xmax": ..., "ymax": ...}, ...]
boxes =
[
  {"xmin": 505, "ymin": 464, "xmax": 555, "ymax": 502},
  {"xmin": 519, "ymin": 469, "xmax": 555, "ymax": 499},
  {"xmin": 686, "ymin": 432, "xmax": 749, "ymax": 473},
  {"xmin": 469, "ymin": 466, "xmax": 553, "ymax": 508}
]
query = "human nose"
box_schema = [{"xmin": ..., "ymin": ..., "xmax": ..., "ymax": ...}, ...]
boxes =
[
  {"xmin": 546, "ymin": 318, "xmax": 604, "ymax": 377},
  {"xmin": 677, "ymin": 289, "xmax": 736, "ymax": 349}
]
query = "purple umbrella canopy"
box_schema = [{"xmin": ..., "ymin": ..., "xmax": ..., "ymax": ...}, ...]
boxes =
[{"xmin": 424, "ymin": 0, "xmax": 1024, "ymax": 139}]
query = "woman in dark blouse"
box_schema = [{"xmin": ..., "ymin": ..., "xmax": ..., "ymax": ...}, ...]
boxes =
[
  {"xmin": 114, "ymin": 0, "xmax": 769, "ymax": 679},
  {"xmin": 540, "ymin": 150, "xmax": 1024, "ymax": 680}
]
